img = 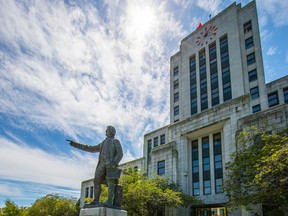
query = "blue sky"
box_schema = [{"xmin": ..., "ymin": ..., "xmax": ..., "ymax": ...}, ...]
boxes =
[{"xmin": 0, "ymin": 0, "xmax": 287, "ymax": 207}]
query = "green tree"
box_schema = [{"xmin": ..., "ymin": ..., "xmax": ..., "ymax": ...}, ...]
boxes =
[
  {"xmin": 28, "ymin": 194, "xmax": 78, "ymax": 216},
  {"xmin": 120, "ymin": 171, "xmax": 201, "ymax": 216},
  {"xmin": 0, "ymin": 200, "xmax": 29, "ymax": 216},
  {"xmin": 225, "ymin": 126, "xmax": 288, "ymax": 215},
  {"xmin": 0, "ymin": 200, "xmax": 21, "ymax": 216}
]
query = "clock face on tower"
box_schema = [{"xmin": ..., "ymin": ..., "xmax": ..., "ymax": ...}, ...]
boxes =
[{"xmin": 196, "ymin": 24, "xmax": 218, "ymax": 46}]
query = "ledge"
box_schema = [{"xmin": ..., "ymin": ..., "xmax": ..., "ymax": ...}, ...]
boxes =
[{"xmin": 151, "ymin": 141, "xmax": 176, "ymax": 153}]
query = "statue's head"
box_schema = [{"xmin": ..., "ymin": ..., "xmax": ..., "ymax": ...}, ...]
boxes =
[{"xmin": 106, "ymin": 126, "xmax": 116, "ymax": 138}]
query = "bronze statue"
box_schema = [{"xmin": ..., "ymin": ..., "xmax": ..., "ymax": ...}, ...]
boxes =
[{"xmin": 67, "ymin": 126, "xmax": 123, "ymax": 208}]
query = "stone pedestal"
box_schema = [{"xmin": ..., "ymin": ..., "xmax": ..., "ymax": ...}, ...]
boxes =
[{"xmin": 79, "ymin": 207, "xmax": 127, "ymax": 216}]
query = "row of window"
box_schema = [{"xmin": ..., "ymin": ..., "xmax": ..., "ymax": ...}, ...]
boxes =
[
  {"xmin": 147, "ymin": 134, "xmax": 166, "ymax": 158},
  {"xmin": 244, "ymin": 20, "xmax": 262, "ymax": 115},
  {"xmin": 186, "ymin": 35, "xmax": 233, "ymax": 118},
  {"xmin": 268, "ymin": 88, "xmax": 288, "ymax": 107},
  {"xmin": 173, "ymin": 66, "xmax": 180, "ymax": 121},
  {"xmin": 192, "ymin": 133, "xmax": 223, "ymax": 196},
  {"xmin": 251, "ymin": 87, "xmax": 288, "ymax": 113}
]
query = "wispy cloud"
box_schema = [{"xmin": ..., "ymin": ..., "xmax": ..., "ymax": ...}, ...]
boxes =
[
  {"xmin": 0, "ymin": 0, "xmax": 185, "ymax": 157},
  {"xmin": 257, "ymin": 0, "xmax": 288, "ymax": 28},
  {"xmin": 267, "ymin": 46, "xmax": 277, "ymax": 56},
  {"xmin": 195, "ymin": 0, "xmax": 221, "ymax": 15},
  {"xmin": 0, "ymin": 0, "xmax": 186, "ymax": 205},
  {"xmin": 0, "ymin": 136, "xmax": 95, "ymax": 188}
]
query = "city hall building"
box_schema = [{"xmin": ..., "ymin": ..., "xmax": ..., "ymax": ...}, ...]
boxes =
[{"xmin": 80, "ymin": 1, "xmax": 288, "ymax": 215}]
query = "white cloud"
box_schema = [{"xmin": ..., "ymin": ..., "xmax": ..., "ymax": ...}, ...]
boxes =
[
  {"xmin": 190, "ymin": 17, "xmax": 202, "ymax": 31},
  {"xmin": 257, "ymin": 0, "xmax": 288, "ymax": 27},
  {"xmin": 0, "ymin": 0, "xmax": 187, "ymax": 205},
  {"xmin": 267, "ymin": 46, "xmax": 277, "ymax": 56},
  {"xmin": 0, "ymin": 183, "xmax": 23, "ymax": 197},
  {"xmin": 0, "ymin": 137, "xmax": 96, "ymax": 189},
  {"xmin": 173, "ymin": 0, "xmax": 192, "ymax": 9},
  {"xmin": 0, "ymin": 0, "xmax": 185, "ymax": 158},
  {"xmin": 195, "ymin": 0, "xmax": 220, "ymax": 15}
]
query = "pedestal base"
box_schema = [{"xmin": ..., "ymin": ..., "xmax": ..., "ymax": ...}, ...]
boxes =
[{"xmin": 80, "ymin": 207, "xmax": 127, "ymax": 216}]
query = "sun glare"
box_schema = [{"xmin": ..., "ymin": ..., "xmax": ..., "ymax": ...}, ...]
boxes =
[{"xmin": 126, "ymin": 4, "xmax": 156, "ymax": 41}]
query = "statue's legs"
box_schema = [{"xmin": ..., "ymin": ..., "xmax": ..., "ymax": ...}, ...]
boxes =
[
  {"xmin": 106, "ymin": 179, "xmax": 116, "ymax": 206},
  {"xmin": 92, "ymin": 165, "xmax": 106, "ymax": 204}
]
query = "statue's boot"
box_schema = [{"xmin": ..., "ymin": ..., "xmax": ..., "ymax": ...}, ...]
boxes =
[
  {"xmin": 91, "ymin": 184, "xmax": 101, "ymax": 205},
  {"xmin": 105, "ymin": 181, "xmax": 116, "ymax": 206}
]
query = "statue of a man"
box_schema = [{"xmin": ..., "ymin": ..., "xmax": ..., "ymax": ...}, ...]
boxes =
[{"xmin": 67, "ymin": 126, "xmax": 123, "ymax": 207}]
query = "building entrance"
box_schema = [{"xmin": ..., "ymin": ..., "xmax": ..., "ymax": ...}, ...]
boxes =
[{"xmin": 192, "ymin": 207, "xmax": 226, "ymax": 216}]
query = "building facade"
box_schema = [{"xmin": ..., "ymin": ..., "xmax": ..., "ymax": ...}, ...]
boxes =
[{"xmin": 80, "ymin": 1, "xmax": 288, "ymax": 215}]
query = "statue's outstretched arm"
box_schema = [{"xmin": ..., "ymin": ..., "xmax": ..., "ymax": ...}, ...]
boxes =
[{"xmin": 67, "ymin": 140, "xmax": 100, "ymax": 153}]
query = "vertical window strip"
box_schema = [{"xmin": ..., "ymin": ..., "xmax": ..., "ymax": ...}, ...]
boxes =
[
  {"xmin": 199, "ymin": 49, "xmax": 208, "ymax": 111},
  {"xmin": 192, "ymin": 140, "xmax": 200, "ymax": 196},
  {"xmin": 202, "ymin": 137, "xmax": 211, "ymax": 195},
  {"xmin": 209, "ymin": 42, "xmax": 219, "ymax": 106},
  {"xmin": 190, "ymin": 55, "xmax": 197, "ymax": 115},
  {"xmin": 213, "ymin": 133, "xmax": 223, "ymax": 193},
  {"xmin": 220, "ymin": 35, "xmax": 232, "ymax": 101}
]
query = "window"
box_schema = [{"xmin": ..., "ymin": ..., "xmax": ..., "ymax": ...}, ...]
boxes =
[
  {"xmin": 212, "ymin": 90, "xmax": 219, "ymax": 106},
  {"xmin": 160, "ymin": 134, "xmax": 165, "ymax": 145},
  {"xmin": 193, "ymin": 182, "xmax": 200, "ymax": 196},
  {"xmin": 252, "ymin": 104, "xmax": 261, "ymax": 113},
  {"xmin": 201, "ymin": 94, "xmax": 208, "ymax": 111},
  {"xmin": 85, "ymin": 187, "xmax": 89, "ymax": 198},
  {"xmin": 250, "ymin": 86, "xmax": 259, "ymax": 99},
  {"xmin": 268, "ymin": 92, "xmax": 279, "ymax": 107},
  {"xmin": 283, "ymin": 88, "xmax": 288, "ymax": 103},
  {"xmin": 191, "ymin": 100, "xmax": 197, "ymax": 115},
  {"xmin": 204, "ymin": 180, "xmax": 211, "ymax": 195},
  {"xmin": 147, "ymin": 139, "xmax": 152, "ymax": 158},
  {"xmin": 174, "ymin": 92, "xmax": 179, "ymax": 102},
  {"xmin": 173, "ymin": 66, "xmax": 179, "ymax": 76},
  {"xmin": 220, "ymin": 36, "xmax": 228, "ymax": 48},
  {"xmin": 223, "ymin": 86, "xmax": 232, "ymax": 101},
  {"xmin": 190, "ymin": 55, "xmax": 196, "ymax": 68},
  {"xmin": 215, "ymin": 178, "xmax": 223, "ymax": 194},
  {"xmin": 192, "ymin": 140, "xmax": 199, "ymax": 196},
  {"xmin": 174, "ymin": 106, "xmax": 179, "ymax": 116},
  {"xmin": 248, "ymin": 69, "xmax": 257, "ymax": 82},
  {"xmin": 90, "ymin": 186, "xmax": 94, "ymax": 198},
  {"xmin": 174, "ymin": 79, "xmax": 179, "ymax": 89},
  {"xmin": 245, "ymin": 36, "xmax": 254, "ymax": 49},
  {"xmin": 243, "ymin": 20, "xmax": 252, "ymax": 34},
  {"xmin": 203, "ymin": 157, "xmax": 210, "ymax": 171},
  {"xmin": 247, "ymin": 52, "xmax": 256, "ymax": 65},
  {"xmin": 154, "ymin": 137, "xmax": 159, "ymax": 147},
  {"xmin": 157, "ymin": 160, "xmax": 165, "ymax": 175}
]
